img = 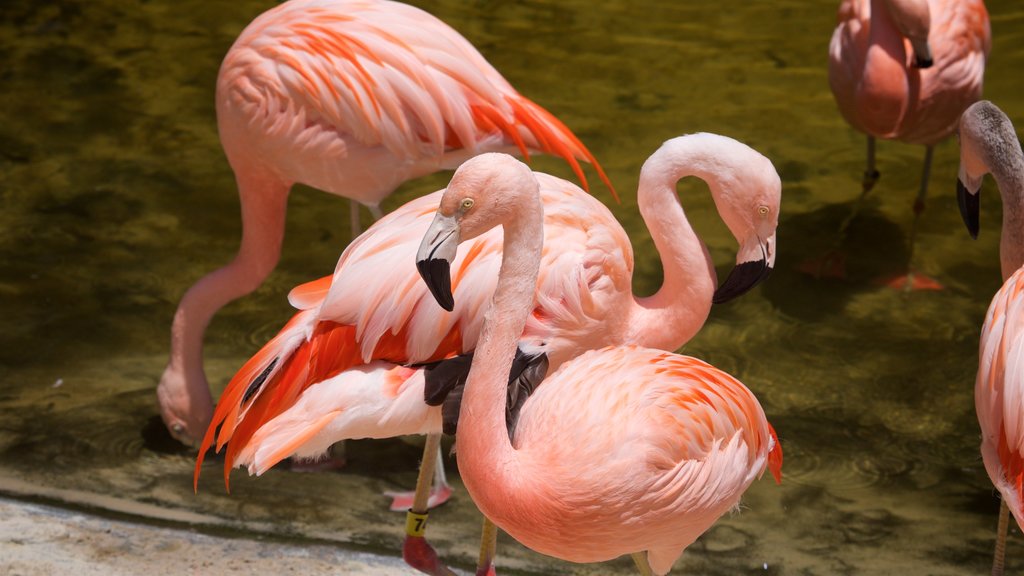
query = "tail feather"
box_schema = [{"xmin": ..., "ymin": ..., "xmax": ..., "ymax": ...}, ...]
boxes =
[
  {"xmin": 505, "ymin": 95, "xmax": 617, "ymax": 202},
  {"xmin": 767, "ymin": 422, "xmax": 783, "ymax": 485}
]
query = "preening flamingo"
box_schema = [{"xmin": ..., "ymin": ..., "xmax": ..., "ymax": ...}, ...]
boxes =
[
  {"xmin": 825, "ymin": 0, "xmax": 989, "ymax": 288},
  {"xmin": 415, "ymin": 151, "xmax": 783, "ymax": 575},
  {"xmin": 959, "ymin": 101, "xmax": 1024, "ymax": 576},
  {"xmin": 156, "ymin": 0, "xmax": 612, "ymax": 446},
  {"xmin": 194, "ymin": 133, "xmax": 781, "ymax": 575}
]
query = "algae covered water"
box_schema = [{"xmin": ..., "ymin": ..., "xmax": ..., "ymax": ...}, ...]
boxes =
[{"xmin": 1, "ymin": 0, "xmax": 1023, "ymax": 573}]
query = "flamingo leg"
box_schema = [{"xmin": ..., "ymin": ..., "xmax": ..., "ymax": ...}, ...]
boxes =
[
  {"xmin": 993, "ymin": 499, "xmax": 1009, "ymax": 576},
  {"xmin": 863, "ymin": 135, "xmax": 880, "ymax": 193},
  {"xmin": 386, "ymin": 441, "xmax": 453, "ymax": 511},
  {"xmin": 631, "ymin": 552, "xmax": 655, "ymax": 576},
  {"xmin": 350, "ymin": 199, "xmax": 363, "ymax": 238},
  {"xmin": 399, "ymin": 434, "xmax": 456, "ymax": 576},
  {"xmin": 368, "ymin": 204, "xmax": 385, "ymax": 220},
  {"xmin": 475, "ymin": 516, "xmax": 498, "ymax": 576},
  {"xmin": 883, "ymin": 145, "xmax": 943, "ymax": 291}
]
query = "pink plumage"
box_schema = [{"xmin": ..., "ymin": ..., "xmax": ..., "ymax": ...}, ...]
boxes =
[
  {"xmin": 413, "ymin": 149, "xmax": 782, "ymax": 575},
  {"xmin": 157, "ymin": 0, "xmax": 612, "ymax": 446},
  {"xmin": 828, "ymin": 0, "xmax": 990, "ymax": 145}
]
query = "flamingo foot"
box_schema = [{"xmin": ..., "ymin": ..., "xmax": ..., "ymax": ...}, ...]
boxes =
[
  {"xmin": 796, "ymin": 250, "xmax": 847, "ymax": 280},
  {"xmin": 475, "ymin": 562, "xmax": 497, "ymax": 576},
  {"xmin": 874, "ymin": 271, "xmax": 943, "ymax": 292},
  {"xmin": 385, "ymin": 483, "xmax": 453, "ymax": 512},
  {"xmin": 403, "ymin": 535, "xmax": 456, "ymax": 576}
]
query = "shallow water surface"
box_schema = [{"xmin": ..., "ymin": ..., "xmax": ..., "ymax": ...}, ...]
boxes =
[{"xmin": 1, "ymin": 0, "xmax": 1023, "ymax": 574}]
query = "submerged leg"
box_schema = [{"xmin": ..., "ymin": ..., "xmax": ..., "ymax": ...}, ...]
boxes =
[
  {"xmin": 863, "ymin": 135, "xmax": 880, "ymax": 193},
  {"xmin": 400, "ymin": 434, "xmax": 456, "ymax": 576},
  {"xmin": 476, "ymin": 517, "xmax": 499, "ymax": 576},
  {"xmin": 993, "ymin": 499, "xmax": 1009, "ymax": 576}
]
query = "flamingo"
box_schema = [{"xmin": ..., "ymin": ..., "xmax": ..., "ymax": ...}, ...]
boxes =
[
  {"xmin": 156, "ymin": 0, "xmax": 612, "ymax": 447},
  {"xmin": 414, "ymin": 151, "xmax": 783, "ymax": 575},
  {"xmin": 958, "ymin": 100, "xmax": 1024, "ymax": 576},
  {"xmin": 823, "ymin": 0, "xmax": 989, "ymax": 288},
  {"xmin": 194, "ymin": 133, "xmax": 781, "ymax": 575}
]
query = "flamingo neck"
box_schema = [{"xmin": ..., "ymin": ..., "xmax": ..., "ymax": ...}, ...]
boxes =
[
  {"xmin": 455, "ymin": 195, "xmax": 544, "ymax": 515},
  {"xmin": 996, "ymin": 150, "xmax": 1024, "ymax": 279},
  {"xmin": 858, "ymin": 0, "xmax": 911, "ymax": 137},
  {"xmin": 625, "ymin": 139, "xmax": 719, "ymax": 351}
]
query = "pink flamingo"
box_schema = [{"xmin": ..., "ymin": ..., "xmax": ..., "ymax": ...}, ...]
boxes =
[
  {"xmin": 824, "ymin": 0, "xmax": 989, "ymax": 288},
  {"xmin": 959, "ymin": 101, "xmax": 1024, "ymax": 576},
  {"xmin": 194, "ymin": 133, "xmax": 781, "ymax": 575},
  {"xmin": 156, "ymin": 0, "xmax": 612, "ymax": 447},
  {"xmin": 414, "ymin": 151, "xmax": 783, "ymax": 575}
]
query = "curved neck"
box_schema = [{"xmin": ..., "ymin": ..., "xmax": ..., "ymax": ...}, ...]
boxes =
[
  {"xmin": 996, "ymin": 150, "xmax": 1024, "ymax": 279},
  {"xmin": 858, "ymin": 0, "xmax": 911, "ymax": 136},
  {"xmin": 625, "ymin": 141, "xmax": 720, "ymax": 351},
  {"xmin": 455, "ymin": 195, "xmax": 544, "ymax": 511}
]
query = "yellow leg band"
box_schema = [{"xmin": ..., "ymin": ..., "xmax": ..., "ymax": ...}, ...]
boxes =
[{"xmin": 405, "ymin": 510, "xmax": 429, "ymax": 537}]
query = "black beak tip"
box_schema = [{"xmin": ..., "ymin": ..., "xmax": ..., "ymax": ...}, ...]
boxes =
[
  {"xmin": 416, "ymin": 258, "xmax": 455, "ymax": 312},
  {"xmin": 957, "ymin": 178, "xmax": 980, "ymax": 240},
  {"xmin": 914, "ymin": 57, "xmax": 933, "ymax": 69},
  {"xmin": 712, "ymin": 260, "xmax": 772, "ymax": 304}
]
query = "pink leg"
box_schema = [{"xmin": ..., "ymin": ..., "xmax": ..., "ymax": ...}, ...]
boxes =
[
  {"xmin": 385, "ymin": 441, "xmax": 453, "ymax": 511},
  {"xmin": 157, "ymin": 167, "xmax": 291, "ymax": 446},
  {"xmin": 399, "ymin": 434, "xmax": 456, "ymax": 576},
  {"xmin": 475, "ymin": 516, "xmax": 498, "ymax": 576}
]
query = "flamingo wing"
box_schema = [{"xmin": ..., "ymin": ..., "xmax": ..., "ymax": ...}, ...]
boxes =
[
  {"xmin": 978, "ymin": 268, "xmax": 1024, "ymax": 523},
  {"xmin": 219, "ymin": 0, "xmax": 611, "ymax": 201},
  {"xmin": 506, "ymin": 346, "xmax": 781, "ymax": 571},
  {"xmin": 198, "ymin": 173, "xmax": 631, "ymax": 486}
]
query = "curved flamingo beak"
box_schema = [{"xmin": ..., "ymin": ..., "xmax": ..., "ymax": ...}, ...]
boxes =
[
  {"xmin": 713, "ymin": 232, "xmax": 775, "ymax": 304},
  {"xmin": 417, "ymin": 212, "xmax": 460, "ymax": 311},
  {"xmin": 957, "ymin": 175, "xmax": 981, "ymax": 240}
]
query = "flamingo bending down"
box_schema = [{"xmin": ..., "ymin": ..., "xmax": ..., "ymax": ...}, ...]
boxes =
[
  {"xmin": 414, "ymin": 152, "xmax": 783, "ymax": 575},
  {"xmin": 958, "ymin": 101, "xmax": 1024, "ymax": 576},
  {"xmin": 824, "ymin": 0, "xmax": 989, "ymax": 287},
  {"xmin": 156, "ymin": 0, "xmax": 612, "ymax": 447},
  {"xmin": 194, "ymin": 133, "xmax": 781, "ymax": 575}
]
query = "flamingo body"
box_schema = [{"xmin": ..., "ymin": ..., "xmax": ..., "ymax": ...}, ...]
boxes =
[
  {"xmin": 978, "ymin": 268, "xmax": 1024, "ymax": 528},
  {"xmin": 196, "ymin": 134, "xmax": 781, "ymax": 488},
  {"xmin": 490, "ymin": 346, "xmax": 781, "ymax": 574},
  {"xmin": 828, "ymin": 0, "xmax": 990, "ymax": 145},
  {"xmin": 159, "ymin": 0, "xmax": 611, "ymax": 445},
  {"xmin": 413, "ymin": 149, "xmax": 782, "ymax": 574}
]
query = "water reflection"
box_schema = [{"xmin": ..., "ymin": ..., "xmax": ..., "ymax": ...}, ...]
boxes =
[{"xmin": 1, "ymin": 0, "xmax": 1023, "ymax": 574}]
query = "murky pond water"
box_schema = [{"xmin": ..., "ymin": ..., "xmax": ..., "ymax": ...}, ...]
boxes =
[{"xmin": 1, "ymin": 0, "xmax": 1023, "ymax": 574}]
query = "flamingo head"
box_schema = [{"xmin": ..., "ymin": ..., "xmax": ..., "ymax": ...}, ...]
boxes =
[
  {"xmin": 157, "ymin": 364, "xmax": 213, "ymax": 447},
  {"xmin": 709, "ymin": 141, "xmax": 782, "ymax": 304},
  {"xmin": 417, "ymin": 153, "xmax": 539, "ymax": 311},
  {"xmin": 956, "ymin": 100, "xmax": 1019, "ymax": 240},
  {"xmin": 882, "ymin": 0, "xmax": 933, "ymax": 68}
]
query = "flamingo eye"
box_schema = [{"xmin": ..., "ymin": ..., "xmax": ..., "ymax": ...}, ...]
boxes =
[
  {"xmin": 461, "ymin": 198, "xmax": 475, "ymax": 211},
  {"xmin": 758, "ymin": 205, "xmax": 769, "ymax": 216}
]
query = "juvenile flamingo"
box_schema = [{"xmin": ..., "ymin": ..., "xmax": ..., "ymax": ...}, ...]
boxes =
[
  {"xmin": 824, "ymin": 0, "xmax": 989, "ymax": 287},
  {"xmin": 959, "ymin": 101, "xmax": 1024, "ymax": 575},
  {"xmin": 415, "ymin": 152, "xmax": 783, "ymax": 575},
  {"xmin": 195, "ymin": 133, "xmax": 781, "ymax": 575},
  {"xmin": 156, "ymin": 0, "xmax": 611, "ymax": 446}
]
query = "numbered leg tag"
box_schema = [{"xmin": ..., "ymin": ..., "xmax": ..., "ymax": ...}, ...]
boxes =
[{"xmin": 405, "ymin": 510, "xmax": 429, "ymax": 537}]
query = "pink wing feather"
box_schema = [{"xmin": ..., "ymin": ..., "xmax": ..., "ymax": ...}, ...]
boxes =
[
  {"xmin": 196, "ymin": 173, "xmax": 631, "ymax": 487},
  {"xmin": 978, "ymin": 267, "xmax": 1024, "ymax": 528}
]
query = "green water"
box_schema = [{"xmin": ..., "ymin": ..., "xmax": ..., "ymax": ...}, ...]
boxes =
[{"xmin": 1, "ymin": 0, "xmax": 1023, "ymax": 574}]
